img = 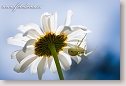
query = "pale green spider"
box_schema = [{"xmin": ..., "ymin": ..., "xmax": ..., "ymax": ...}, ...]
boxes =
[{"xmin": 68, "ymin": 33, "xmax": 97, "ymax": 58}]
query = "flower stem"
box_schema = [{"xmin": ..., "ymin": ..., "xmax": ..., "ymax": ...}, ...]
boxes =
[{"xmin": 49, "ymin": 43, "xmax": 64, "ymax": 80}]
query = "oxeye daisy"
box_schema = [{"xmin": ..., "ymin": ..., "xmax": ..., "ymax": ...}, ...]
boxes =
[{"xmin": 7, "ymin": 10, "xmax": 91, "ymax": 80}]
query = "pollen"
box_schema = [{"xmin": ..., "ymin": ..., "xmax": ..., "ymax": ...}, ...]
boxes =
[{"xmin": 34, "ymin": 33, "xmax": 67, "ymax": 57}]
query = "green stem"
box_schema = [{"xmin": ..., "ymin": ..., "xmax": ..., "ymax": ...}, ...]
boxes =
[{"xmin": 49, "ymin": 43, "xmax": 64, "ymax": 80}]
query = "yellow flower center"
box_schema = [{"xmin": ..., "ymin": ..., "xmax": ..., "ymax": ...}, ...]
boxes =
[{"xmin": 34, "ymin": 32, "xmax": 67, "ymax": 57}]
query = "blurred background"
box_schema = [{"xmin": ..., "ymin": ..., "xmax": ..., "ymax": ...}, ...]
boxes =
[{"xmin": 0, "ymin": 0, "xmax": 120, "ymax": 80}]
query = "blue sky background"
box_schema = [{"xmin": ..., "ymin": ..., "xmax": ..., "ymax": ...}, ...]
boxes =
[{"xmin": 0, "ymin": 0, "xmax": 120, "ymax": 80}]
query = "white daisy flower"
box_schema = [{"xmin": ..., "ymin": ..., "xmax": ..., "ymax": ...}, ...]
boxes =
[{"xmin": 7, "ymin": 10, "xmax": 91, "ymax": 80}]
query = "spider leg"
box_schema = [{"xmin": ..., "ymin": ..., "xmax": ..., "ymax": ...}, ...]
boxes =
[
  {"xmin": 78, "ymin": 33, "xmax": 87, "ymax": 47},
  {"xmin": 78, "ymin": 54, "xmax": 90, "ymax": 59},
  {"xmin": 84, "ymin": 46, "xmax": 97, "ymax": 56},
  {"xmin": 76, "ymin": 40, "xmax": 80, "ymax": 46}
]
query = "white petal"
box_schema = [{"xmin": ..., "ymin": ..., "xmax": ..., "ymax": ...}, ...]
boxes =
[
  {"xmin": 17, "ymin": 23, "xmax": 44, "ymax": 35},
  {"xmin": 67, "ymin": 41, "xmax": 78, "ymax": 45},
  {"xmin": 7, "ymin": 33, "xmax": 29, "ymax": 47},
  {"xmin": 61, "ymin": 26, "xmax": 73, "ymax": 34},
  {"xmin": 56, "ymin": 25, "xmax": 64, "ymax": 35},
  {"xmin": 67, "ymin": 40, "xmax": 87, "ymax": 49},
  {"xmin": 56, "ymin": 25, "xmax": 73, "ymax": 35},
  {"xmin": 79, "ymin": 40, "xmax": 87, "ymax": 49},
  {"xmin": 71, "ymin": 25, "xmax": 92, "ymax": 33},
  {"xmin": 41, "ymin": 12, "xmax": 51, "ymax": 33},
  {"xmin": 24, "ymin": 46, "xmax": 34, "ymax": 53},
  {"xmin": 50, "ymin": 59, "xmax": 57, "ymax": 73},
  {"xmin": 30, "ymin": 57, "xmax": 41, "ymax": 74},
  {"xmin": 71, "ymin": 56, "xmax": 82, "ymax": 64},
  {"xmin": 58, "ymin": 51, "xmax": 72, "ymax": 70},
  {"xmin": 14, "ymin": 55, "xmax": 37, "ymax": 73},
  {"xmin": 64, "ymin": 25, "xmax": 91, "ymax": 36},
  {"xmin": 68, "ymin": 40, "xmax": 86, "ymax": 48},
  {"xmin": 16, "ymin": 49, "xmax": 34, "ymax": 63},
  {"xmin": 23, "ymin": 29, "xmax": 41, "ymax": 38},
  {"xmin": 14, "ymin": 63, "xmax": 21, "ymax": 73},
  {"xmin": 37, "ymin": 57, "xmax": 47, "ymax": 80},
  {"xmin": 20, "ymin": 56, "xmax": 37, "ymax": 72},
  {"xmin": 56, "ymin": 10, "xmax": 73, "ymax": 34},
  {"xmin": 62, "ymin": 47, "xmax": 69, "ymax": 54},
  {"xmin": 13, "ymin": 33, "xmax": 30, "ymax": 41},
  {"xmin": 7, "ymin": 37, "xmax": 26, "ymax": 47},
  {"xmin": 67, "ymin": 29, "xmax": 86, "ymax": 40},
  {"xmin": 64, "ymin": 10, "xmax": 73, "ymax": 26},
  {"xmin": 67, "ymin": 43, "xmax": 76, "ymax": 48},
  {"xmin": 67, "ymin": 37, "xmax": 82, "ymax": 42},
  {"xmin": 67, "ymin": 40, "xmax": 86, "ymax": 48},
  {"xmin": 11, "ymin": 50, "xmax": 19, "ymax": 59},
  {"xmin": 48, "ymin": 56, "xmax": 53, "ymax": 68},
  {"xmin": 22, "ymin": 39, "xmax": 37, "ymax": 52},
  {"xmin": 48, "ymin": 56, "xmax": 57, "ymax": 73},
  {"xmin": 48, "ymin": 12, "xmax": 57, "ymax": 32}
]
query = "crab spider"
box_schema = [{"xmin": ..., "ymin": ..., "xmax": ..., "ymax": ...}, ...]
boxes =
[{"xmin": 68, "ymin": 33, "xmax": 97, "ymax": 58}]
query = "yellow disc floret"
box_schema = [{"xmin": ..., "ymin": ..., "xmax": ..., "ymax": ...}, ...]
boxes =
[{"xmin": 34, "ymin": 33, "xmax": 67, "ymax": 57}]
